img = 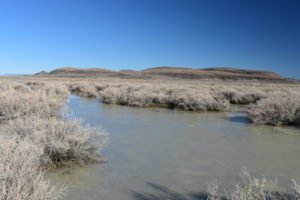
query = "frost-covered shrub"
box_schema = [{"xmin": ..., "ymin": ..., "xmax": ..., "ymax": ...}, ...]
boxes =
[
  {"xmin": 100, "ymin": 85, "xmax": 229, "ymax": 111},
  {"xmin": 247, "ymin": 96, "xmax": 300, "ymax": 126},
  {"xmin": 220, "ymin": 89, "xmax": 265, "ymax": 105},
  {"xmin": 0, "ymin": 90, "xmax": 64, "ymax": 120},
  {"xmin": 0, "ymin": 135, "xmax": 66, "ymax": 200},
  {"xmin": 69, "ymin": 83, "xmax": 97, "ymax": 97},
  {"xmin": 207, "ymin": 167, "xmax": 300, "ymax": 200},
  {"xmin": 2, "ymin": 116, "xmax": 108, "ymax": 167}
]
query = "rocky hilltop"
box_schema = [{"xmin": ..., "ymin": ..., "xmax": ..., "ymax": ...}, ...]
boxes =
[{"xmin": 35, "ymin": 66, "xmax": 287, "ymax": 81}]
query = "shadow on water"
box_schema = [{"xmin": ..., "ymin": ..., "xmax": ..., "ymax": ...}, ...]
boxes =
[
  {"xmin": 227, "ymin": 116, "xmax": 250, "ymax": 124},
  {"xmin": 61, "ymin": 95, "xmax": 300, "ymax": 200},
  {"xmin": 129, "ymin": 182, "xmax": 208, "ymax": 200},
  {"xmin": 129, "ymin": 182, "xmax": 298, "ymax": 200}
]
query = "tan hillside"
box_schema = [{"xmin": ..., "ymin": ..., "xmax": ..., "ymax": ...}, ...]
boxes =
[{"xmin": 37, "ymin": 66, "xmax": 287, "ymax": 81}]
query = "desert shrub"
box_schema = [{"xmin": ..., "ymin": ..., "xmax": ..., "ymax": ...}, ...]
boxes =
[
  {"xmin": 2, "ymin": 116, "xmax": 108, "ymax": 167},
  {"xmin": 167, "ymin": 89, "xmax": 229, "ymax": 111},
  {"xmin": 95, "ymin": 84, "xmax": 108, "ymax": 91},
  {"xmin": 100, "ymin": 85, "xmax": 229, "ymax": 111},
  {"xmin": 44, "ymin": 83, "xmax": 69, "ymax": 98},
  {"xmin": 0, "ymin": 90, "xmax": 64, "ymax": 120},
  {"xmin": 0, "ymin": 135, "xmax": 66, "ymax": 200},
  {"xmin": 100, "ymin": 87, "xmax": 122, "ymax": 104},
  {"xmin": 0, "ymin": 82, "xmax": 69, "ymax": 120},
  {"xmin": 247, "ymin": 96, "xmax": 300, "ymax": 126},
  {"xmin": 207, "ymin": 167, "xmax": 300, "ymax": 200},
  {"xmin": 219, "ymin": 89, "xmax": 265, "ymax": 105},
  {"xmin": 0, "ymin": 79, "xmax": 108, "ymax": 199},
  {"xmin": 69, "ymin": 83, "xmax": 97, "ymax": 97},
  {"xmin": 14, "ymin": 83, "xmax": 32, "ymax": 93},
  {"xmin": 292, "ymin": 179, "xmax": 300, "ymax": 196}
]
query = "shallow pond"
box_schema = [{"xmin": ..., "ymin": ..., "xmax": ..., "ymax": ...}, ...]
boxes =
[{"xmin": 53, "ymin": 95, "xmax": 300, "ymax": 200}]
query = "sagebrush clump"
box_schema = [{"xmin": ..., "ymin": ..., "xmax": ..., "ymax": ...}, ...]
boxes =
[
  {"xmin": 0, "ymin": 135, "xmax": 66, "ymax": 200},
  {"xmin": 100, "ymin": 85, "xmax": 229, "ymax": 111},
  {"xmin": 247, "ymin": 95, "xmax": 300, "ymax": 126},
  {"xmin": 0, "ymin": 80, "xmax": 108, "ymax": 200},
  {"xmin": 68, "ymin": 82, "xmax": 98, "ymax": 97},
  {"xmin": 2, "ymin": 116, "xmax": 107, "ymax": 167},
  {"xmin": 207, "ymin": 167, "xmax": 300, "ymax": 200}
]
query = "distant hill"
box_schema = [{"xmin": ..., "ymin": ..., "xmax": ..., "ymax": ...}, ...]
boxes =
[
  {"xmin": 48, "ymin": 67, "xmax": 115, "ymax": 76},
  {"xmin": 35, "ymin": 66, "xmax": 288, "ymax": 82},
  {"xmin": 286, "ymin": 78, "xmax": 300, "ymax": 83},
  {"xmin": 34, "ymin": 71, "xmax": 50, "ymax": 76},
  {"xmin": 140, "ymin": 67, "xmax": 286, "ymax": 81}
]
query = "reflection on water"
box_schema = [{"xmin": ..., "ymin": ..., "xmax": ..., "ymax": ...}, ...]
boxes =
[{"xmin": 52, "ymin": 95, "xmax": 300, "ymax": 200}]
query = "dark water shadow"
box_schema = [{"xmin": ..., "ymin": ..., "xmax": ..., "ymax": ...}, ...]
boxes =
[
  {"xmin": 227, "ymin": 116, "xmax": 249, "ymax": 124},
  {"xmin": 129, "ymin": 182, "xmax": 209, "ymax": 200},
  {"xmin": 220, "ymin": 115, "xmax": 250, "ymax": 124},
  {"xmin": 129, "ymin": 182, "xmax": 298, "ymax": 200}
]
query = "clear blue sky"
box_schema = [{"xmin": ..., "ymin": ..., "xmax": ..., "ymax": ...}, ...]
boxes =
[{"xmin": 0, "ymin": 0, "xmax": 299, "ymax": 78}]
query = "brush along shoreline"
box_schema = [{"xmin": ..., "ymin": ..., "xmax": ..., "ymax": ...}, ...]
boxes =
[
  {"xmin": 0, "ymin": 80, "xmax": 108, "ymax": 200},
  {"xmin": 52, "ymin": 75, "xmax": 300, "ymax": 126},
  {"xmin": 0, "ymin": 75, "xmax": 299, "ymax": 200}
]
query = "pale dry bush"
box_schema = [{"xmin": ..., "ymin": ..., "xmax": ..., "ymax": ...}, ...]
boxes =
[
  {"xmin": 20, "ymin": 77, "xmax": 300, "ymax": 127},
  {"xmin": 0, "ymin": 90, "xmax": 64, "ymax": 120},
  {"xmin": 218, "ymin": 88, "xmax": 265, "ymax": 105},
  {"xmin": 292, "ymin": 179, "xmax": 300, "ymax": 196},
  {"xmin": 0, "ymin": 80, "xmax": 107, "ymax": 166},
  {"xmin": 46, "ymin": 76, "xmax": 300, "ymax": 111},
  {"xmin": 43, "ymin": 83, "xmax": 70, "ymax": 98},
  {"xmin": 0, "ymin": 79, "xmax": 107, "ymax": 199},
  {"xmin": 247, "ymin": 94, "xmax": 300, "ymax": 126},
  {"xmin": 68, "ymin": 82, "xmax": 97, "ymax": 97},
  {"xmin": 0, "ymin": 135, "xmax": 66, "ymax": 200},
  {"xmin": 0, "ymin": 81, "xmax": 69, "ymax": 120},
  {"xmin": 100, "ymin": 85, "xmax": 229, "ymax": 111},
  {"xmin": 207, "ymin": 167, "xmax": 300, "ymax": 200},
  {"xmin": 2, "ymin": 115, "xmax": 108, "ymax": 167}
]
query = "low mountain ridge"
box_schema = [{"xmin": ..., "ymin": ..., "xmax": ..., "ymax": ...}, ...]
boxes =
[
  {"xmin": 35, "ymin": 66, "xmax": 287, "ymax": 81},
  {"xmin": 49, "ymin": 67, "xmax": 115, "ymax": 76}
]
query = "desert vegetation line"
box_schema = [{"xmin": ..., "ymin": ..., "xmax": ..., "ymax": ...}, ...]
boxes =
[
  {"xmin": 0, "ymin": 76, "xmax": 299, "ymax": 200},
  {"xmin": 60, "ymin": 78, "xmax": 300, "ymax": 126},
  {"xmin": 0, "ymin": 80, "xmax": 107, "ymax": 200}
]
